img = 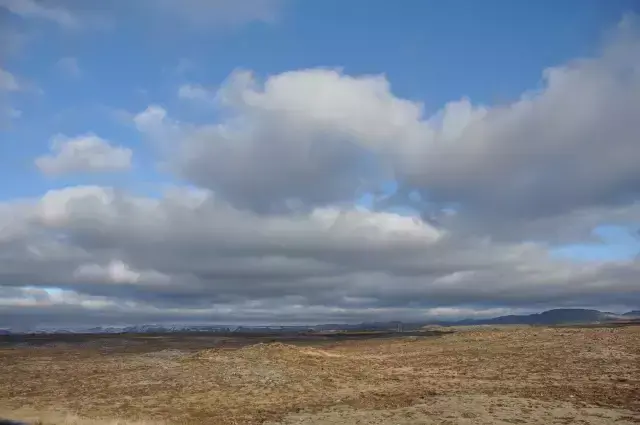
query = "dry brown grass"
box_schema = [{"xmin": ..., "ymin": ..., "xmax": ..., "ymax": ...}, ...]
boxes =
[
  {"xmin": 2, "ymin": 326, "xmax": 639, "ymax": 424},
  {"xmin": 1, "ymin": 409, "xmax": 163, "ymax": 425}
]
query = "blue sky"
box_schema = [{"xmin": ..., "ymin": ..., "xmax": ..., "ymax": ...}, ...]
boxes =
[
  {"xmin": 552, "ymin": 226, "xmax": 640, "ymax": 262},
  {"xmin": 1, "ymin": 0, "xmax": 640, "ymax": 326}
]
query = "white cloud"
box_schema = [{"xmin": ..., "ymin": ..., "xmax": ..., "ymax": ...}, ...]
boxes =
[
  {"xmin": 133, "ymin": 19, "xmax": 640, "ymax": 242},
  {"xmin": 7, "ymin": 107, "xmax": 21, "ymax": 118},
  {"xmin": 74, "ymin": 260, "xmax": 171, "ymax": 285},
  {"xmin": 55, "ymin": 57, "xmax": 82, "ymax": 78},
  {"xmin": 35, "ymin": 134, "xmax": 133, "ymax": 176},
  {"xmin": 178, "ymin": 84, "xmax": 216, "ymax": 103},
  {"xmin": 2, "ymin": 0, "xmax": 275, "ymax": 33},
  {"xmin": 0, "ymin": 67, "xmax": 22, "ymax": 127},
  {"xmin": 0, "ymin": 67, "xmax": 20, "ymax": 91},
  {"xmin": 394, "ymin": 25, "xmax": 640, "ymax": 226},
  {"xmin": 0, "ymin": 0, "xmax": 112, "ymax": 31},
  {"xmin": 137, "ymin": 69, "xmax": 420, "ymax": 212},
  {"xmin": 0, "ymin": 105, "xmax": 21, "ymax": 128},
  {"xmin": 0, "ymin": 0, "xmax": 79, "ymax": 28}
]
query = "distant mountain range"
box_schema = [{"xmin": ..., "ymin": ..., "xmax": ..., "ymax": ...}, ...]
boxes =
[
  {"xmin": 438, "ymin": 308, "xmax": 640, "ymax": 326},
  {"xmin": 1, "ymin": 309, "xmax": 639, "ymax": 335}
]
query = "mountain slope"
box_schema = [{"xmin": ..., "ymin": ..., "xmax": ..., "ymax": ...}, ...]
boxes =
[{"xmin": 447, "ymin": 309, "xmax": 625, "ymax": 326}]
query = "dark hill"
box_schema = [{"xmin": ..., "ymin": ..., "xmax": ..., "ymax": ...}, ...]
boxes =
[{"xmin": 446, "ymin": 309, "xmax": 617, "ymax": 326}]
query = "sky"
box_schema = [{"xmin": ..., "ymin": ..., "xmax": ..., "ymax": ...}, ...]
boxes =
[{"xmin": 1, "ymin": 0, "xmax": 640, "ymax": 329}]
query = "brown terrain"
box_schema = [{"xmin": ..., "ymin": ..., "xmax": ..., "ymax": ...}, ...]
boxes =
[{"xmin": 1, "ymin": 325, "xmax": 639, "ymax": 425}]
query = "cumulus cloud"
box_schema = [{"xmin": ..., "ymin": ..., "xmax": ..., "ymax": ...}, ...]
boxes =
[
  {"xmin": 35, "ymin": 133, "xmax": 133, "ymax": 176},
  {"xmin": 137, "ymin": 69, "xmax": 418, "ymax": 212},
  {"xmin": 134, "ymin": 19, "xmax": 640, "ymax": 242},
  {"xmin": 397, "ymin": 25, "xmax": 640, "ymax": 226}
]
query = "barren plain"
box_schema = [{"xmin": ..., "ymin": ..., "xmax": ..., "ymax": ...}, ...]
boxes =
[{"xmin": 1, "ymin": 326, "xmax": 639, "ymax": 425}]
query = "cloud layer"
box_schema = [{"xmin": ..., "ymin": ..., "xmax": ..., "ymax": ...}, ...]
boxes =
[
  {"xmin": 1, "ymin": 16, "xmax": 640, "ymax": 328},
  {"xmin": 1, "ymin": 182, "xmax": 639, "ymax": 329}
]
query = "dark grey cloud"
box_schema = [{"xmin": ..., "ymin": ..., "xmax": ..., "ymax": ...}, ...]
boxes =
[{"xmin": 1, "ymin": 184, "xmax": 639, "ymax": 328}]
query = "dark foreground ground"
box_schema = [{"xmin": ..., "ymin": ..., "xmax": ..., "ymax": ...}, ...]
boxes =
[{"xmin": 1, "ymin": 325, "xmax": 639, "ymax": 424}]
